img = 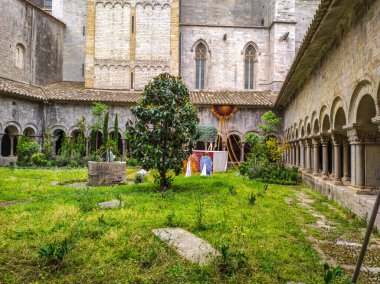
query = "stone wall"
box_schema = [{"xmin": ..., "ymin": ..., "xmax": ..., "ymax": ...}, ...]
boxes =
[
  {"xmin": 180, "ymin": 0, "xmax": 267, "ymax": 27},
  {"xmin": 282, "ymin": 1, "xmax": 380, "ymax": 131},
  {"xmin": 52, "ymin": 0, "xmax": 87, "ymax": 82},
  {"xmin": 86, "ymin": 0, "xmax": 177, "ymax": 90},
  {"xmin": 180, "ymin": 26, "xmax": 270, "ymax": 91},
  {"xmin": 0, "ymin": 0, "xmax": 64, "ymax": 85}
]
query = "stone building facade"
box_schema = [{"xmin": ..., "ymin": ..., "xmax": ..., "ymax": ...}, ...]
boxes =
[
  {"xmin": 1, "ymin": 0, "xmax": 319, "ymax": 166},
  {"xmin": 277, "ymin": 0, "xmax": 380, "ymax": 226}
]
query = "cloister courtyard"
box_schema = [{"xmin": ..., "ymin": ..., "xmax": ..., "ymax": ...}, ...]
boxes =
[{"xmin": 1, "ymin": 167, "xmax": 379, "ymax": 283}]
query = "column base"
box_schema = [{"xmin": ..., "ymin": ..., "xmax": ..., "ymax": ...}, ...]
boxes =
[
  {"xmin": 342, "ymin": 176, "xmax": 351, "ymax": 182},
  {"xmin": 322, "ymin": 175, "xmax": 329, "ymax": 180},
  {"xmin": 313, "ymin": 172, "xmax": 321, "ymax": 177},
  {"xmin": 333, "ymin": 179, "xmax": 343, "ymax": 186}
]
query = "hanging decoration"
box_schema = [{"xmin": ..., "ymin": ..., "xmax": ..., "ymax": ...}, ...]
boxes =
[
  {"xmin": 211, "ymin": 105, "xmax": 238, "ymax": 121},
  {"xmin": 210, "ymin": 105, "xmax": 240, "ymax": 166}
]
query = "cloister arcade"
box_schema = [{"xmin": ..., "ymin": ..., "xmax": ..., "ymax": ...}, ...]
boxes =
[{"xmin": 283, "ymin": 81, "xmax": 380, "ymax": 191}]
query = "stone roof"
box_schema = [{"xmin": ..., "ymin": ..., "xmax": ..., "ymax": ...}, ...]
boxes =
[
  {"xmin": 275, "ymin": 0, "xmax": 375, "ymax": 107},
  {"xmin": 0, "ymin": 77, "xmax": 275, "ymax": 107},
  {"xmin": 23, "ymin": 0, "xmax": 65, "ymax": 25}
]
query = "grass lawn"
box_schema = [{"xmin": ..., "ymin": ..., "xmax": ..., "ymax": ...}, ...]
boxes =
[{"xmin": 0, "ymin": 167, "xmax": 372, "ymax": 283}]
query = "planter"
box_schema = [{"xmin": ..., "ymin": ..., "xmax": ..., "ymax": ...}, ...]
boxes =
[{"xmin": 88, "ymin": 161, "xmax": 126, "ymax": 186}]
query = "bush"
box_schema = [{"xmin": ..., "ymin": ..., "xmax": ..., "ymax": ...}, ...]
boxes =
[
  {"xmin": 127, "ymin": 158, "xmax": 139, "ymax": 167},
  {"xmin": 134, "ymin": 173, "xmax": 144, "ymax": 184},
  {"xmin": 16, "ymin": 135, "xmax": 39, "ymax": 166},
  {"xmin": 241, "ymin": 164, "xmax": 299, "ymax": 185},
  {"xmin": 31, "ymin": 153, "xmax": 48, "ymax": 167}
]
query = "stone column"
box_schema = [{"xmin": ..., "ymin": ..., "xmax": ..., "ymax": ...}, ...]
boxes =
[
  {"xmin": 347, "ymin": 129, "xmax": 365, "ymax": 188},
  {"xmin": 122, "ymin": 139, "xmax": 127, "ymax": 157},
  {"xmin": 299, "ymin": 140, "xmax": 304, "ymax": 169},
  {"xmin": 332, "ymin": 135, "xmax": 342, "ymax": 183},
  {"xmin": 85, "ymin": 137, "xmax": 90, "ymax": 157},
  {"xmin": 9, "ymin": 135, "xmax": 15, "ymax": 157},
  {"xmin": 321, "ymin": 136, "xmax": 329, "ymax": 179},
  {"xmin": 342, "ymin": 140, "xmax": 350, "ymax": 182},
  {"xmin": 222, "ymin": 142, "xmax": 227, "ymax": 151},
  {"xmin": 240, "ymin": 142, "xmax": 245, "ymax": 162},
  {"xmin": 312, "ymin": 138, "xmax": 320, "ymax": 175},
  {"xmin": 295, "ymin": 142, "xmax": 299, "ymax": 166},
  {"xmin": 204, "ymin": 142, "xmax": 208, "ymax": 150},
  {"xmin": 305, "ymin": 139, "xmax": 312, "ymax": 172}
]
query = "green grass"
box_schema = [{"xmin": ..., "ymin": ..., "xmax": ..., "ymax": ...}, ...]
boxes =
[{"xmin": 0, "ymin": 168, "xmax": 362, "ymax": 283}]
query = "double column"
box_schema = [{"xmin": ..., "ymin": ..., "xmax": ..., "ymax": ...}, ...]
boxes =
[
  {"xmin": 312, "ymin": 137, "xmax": 320, "ymax": 176},
  {"xmin": 332, "ymin": 133, "xmax": 343, "ymax": 184},
  {"xmin": 320, "ymin": 136, "xmax": 329, "ymax": 179},
  {"xmin": 347, "ymin": 128, "xmax": 366, "ymax": 188},
  {"xmin": 305, "ymin": 139, "xmax": 312, "ymax": 172}
]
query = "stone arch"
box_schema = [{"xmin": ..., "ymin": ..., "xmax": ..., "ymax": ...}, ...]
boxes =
[
  {"xmin": 15, "ymin": 43, "xmax": 25, "ymax": 69},
  {"xmin": 313, "ymin": 119, "xmax": 320, "ymax": 135},
  {"xmin": 348, "ymin": 80, "xmax": 375, "ymax": 124},
  {"xmin": 22, "ymin": 123, "xmax": 39, "ymax": 136},
  {"xmin": 298, "ymin": 120, "xmax": 304, "ymax": 138},
  {"xmin": 109, "ymin": 130, "xmax": 123, "ymax": 156},
  {"xmin": 241, "ymin": 41, "xmax": 260, "ymax": 56},
  {"xmin": 356, "ymin": 94, "xmax": 377, "ymax": 126},
  {"xmin": 334, "ymin": 108, "xmax": 347, "ymax": 130},
  {"xmin": 321, "ymin": 114, "xmax": 331, "ymax": 133},
  {"xmin": 227, "ymin": 134, "xmax": 241, "ymax": 162},
  {"xmin": 51, "ymin": 125, "xmax": 67, "ymax": 135},
  {"xmin": 4, "ymin": 121, "xmax": 22, "ymax": 134},
  {"xmin": 191, "ymin": 39, "xmax": 210, "ymax": 55},
  {"xmin": 306, "ymin": 123, "xmax": 311, "ymax": 136},
  {"xmin": 1, "ymin": 125, "xmax": 20, "ymax": 157},
  {"xmin": 331, "ymin": 96, "xmax": 347, "ymax": 129}
]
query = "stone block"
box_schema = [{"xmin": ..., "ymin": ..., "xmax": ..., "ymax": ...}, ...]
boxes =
[{"xmin": 87, "ymin": 161, "xmax": 126, "ymax": 186}]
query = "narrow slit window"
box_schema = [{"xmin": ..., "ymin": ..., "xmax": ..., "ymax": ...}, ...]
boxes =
[
  {"xmin": 131, "ymin": 72, "xmax": 134, "ymax": 90},
  {"xmin": 131, "ymin": 16, "xmax": 135, "ymax": 33},
  {"xmin": 195, "ymin": 43, "xmax": 206, "ymax": 90}
]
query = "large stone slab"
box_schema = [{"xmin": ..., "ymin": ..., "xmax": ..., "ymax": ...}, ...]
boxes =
[
  {"xmin": 88, "ymin": 162, "xmax": 126, "ymax": 186},
  {"xmin": 98, "ymin": 200, "xmax": 124, "ymax": 209},
  {"xmin": 152, "ymin": 228, "xmax": 219, "ymax": 265}
]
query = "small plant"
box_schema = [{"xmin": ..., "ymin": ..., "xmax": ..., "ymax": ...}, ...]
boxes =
[
  {"xmin": 323, "ymin": 263, "xmax": 343, "ymax": 284},
  {"xmin": 134, "ymin": 173, "xmax": 145, "ymax": 184},
  {"xmin": 38, "ymin": 238, "xmax": 73, "ymax": 266},
  {"xmin": 228, "ymin": 185, "xmax": 237, "ymax": 195},
  {"xmin": 31, "ymin": 153, "xmax": 48, "ymax": 167},
  {"xmin": 166, "ymin": 212, "xmax": 176, "ymax": 227},
  {"xmin": 126, "ymin": 158, "xmax": 139, "ymax": 167},
  {"xmin": 217, "ymin": 243, "xmax": 248, "ymax": 275},
  {"xmin": 98, "ymin": 214, "xmax": 106, "ymax": 225},
  {"xmin": 16, "ymin": 135, "xmax": 39, "ymax": 166},
  {"xmin": 248, "ymin": 192, "xmax": 256, "ymax": 206},
  {"xmin": 195, "ymin": 189, "xmax": 206, "ymax": 230},
  {"xmin": 263, "ymin": 183, "xmax": 268, "ymax": 192}
]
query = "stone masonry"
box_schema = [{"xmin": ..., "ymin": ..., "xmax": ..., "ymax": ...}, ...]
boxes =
[{"xmin": 88, "ymin": 161, "xmax": 127, "ymax": 186}]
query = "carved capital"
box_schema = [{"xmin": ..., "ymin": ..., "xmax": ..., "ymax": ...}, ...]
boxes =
[
  {"xmin": 331, "ymin": 134, "xmax": 344, "ymax": 146},
  {"xmin": 347, "ymin": 129, "xmax": 380, "ymax": 144},
  {"xmin": 320, "ymin": 135, "xmax": 330, "ymax": 145}
]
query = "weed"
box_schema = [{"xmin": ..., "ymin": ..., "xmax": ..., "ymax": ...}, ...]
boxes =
[
  {"xmin": 38, "ymin": 238, "xmax": 73, "ymax": 266},
  {"xmin": 195, "ymin": 189, "xmax": 206, "ymax": 230},
  {"xmin": 249, "ymin": 192, "xmax": 256, "ymax": 206},
  {"xmin": 166, "ymin": 211, "xmax": 176, "ymax": 227},
  {"xmin": 228, "ymin": 185, "xmax": 237, "ymax": 195},
  {"xmin": 323, "ymin": 263, "xmax": 343, "ymax": 284},
  {"xmin": 98, "ymin": 214, "xmax": 106, "ymax": 225},
  {"xmin": 217, "ymin": 243, "xmax": 248, "ymax": 275}
]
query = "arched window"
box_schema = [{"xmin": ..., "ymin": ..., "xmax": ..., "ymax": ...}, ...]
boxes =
[
  {"xmin": 195, "ymin": 43, "xmax": 206, "ymax": 90},
  {"xmin": 244, "ymin": 45, "xmax": 255, "ymax": 89},
  {"xmin": 15, "ymin": 44, "xmax": 25, "ymax": 69}
]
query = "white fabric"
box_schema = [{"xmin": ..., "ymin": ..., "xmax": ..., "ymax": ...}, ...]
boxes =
[
  {"xmin": 211, "ymin": 151, "xmax": 228, "ymax": 172},
  {"xmin": 201, "ymin": 164, "xmax": 207, "ymax": 176},
  {"xmin": 185, "ymin": 160, "xmax": 192, "ymax": 177}
]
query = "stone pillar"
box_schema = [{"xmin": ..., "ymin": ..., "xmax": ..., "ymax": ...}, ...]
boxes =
[
  {"xmin": 295, "ymin": 142, "xmax": 299, "ymax": 166},
  {"xmin": 204, "ymin": 142, "xmax": 208, "ymax": 150},
  {"xmin": 85, "ymin": 137, "xmax": 90, "ymax": 157},
  {"xmin": 305, "ymin": 139, "xmax": 312, "ymax": 172},
  {"xmin": 332, "ymin": 135, "xmax": 342, "ymax": 183},
  {"xmin": 321, "ymin": 137, "xmax": 329, "ymax": 179},
  {"xmin": 240, "ymin": 142, "xmax": 245, "ymax": 162},
  {"xmin": 299, "ymin": 140, "xmax": 304, "ymax": 169},
  {"xmin": 342, "ymin": 141, "xmax": 350, "ymax": 181},
  {"xmin": 9, "ymin": 135, "xmax": 15, "ymax": 157},
  {"xmin": 356, "ymin": 143, "xmax": 365, "ymax": 188},
  {"xmin": 347, "ymin": 128, "xmax": 365, "ymax": 188},
  {"xmin": 312, "ymin": 138, "xmax": 320, "ymax": 175}
]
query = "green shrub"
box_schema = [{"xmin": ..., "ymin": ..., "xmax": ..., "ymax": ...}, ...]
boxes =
[
  {"xmin": 217, "ymin": 243, "xmax": 248, "ymax": 275},
  {"xmin": 127, "ymin": 158, "xmax": 139, "ymax": 167},
  {"xmin": 31, "ymin": 153, "xmax": 48, "ymax": 167},
  {"xmin": 16, "ymin": 135, "xmax": 39, "ymax": 166},
  {"xmin": 241, "ymin": 164, "xmax": 299, "ymax": 185},
  {"xmin": 134, "ymin": 173, "xmax": 145, "ymax": 184}
]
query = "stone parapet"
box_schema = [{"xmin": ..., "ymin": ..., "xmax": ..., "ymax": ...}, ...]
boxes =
[{"xmin": 88, "ymin": 161, "xmax": 126, "ymax": 186}]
